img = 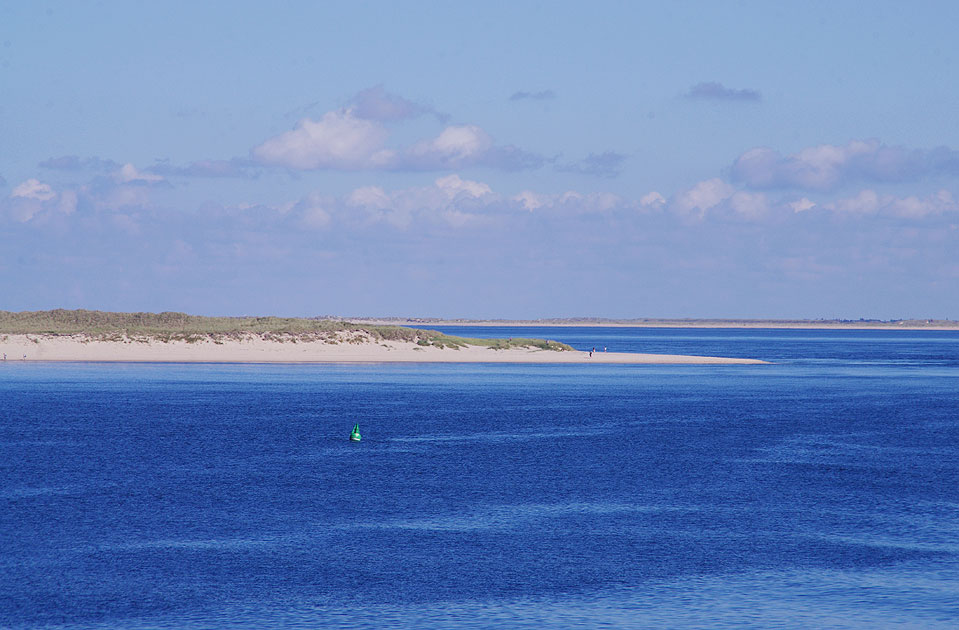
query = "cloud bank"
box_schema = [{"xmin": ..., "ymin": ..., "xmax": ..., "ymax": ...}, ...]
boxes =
[{"xmin": 732, "ymin": 139, "xmax": 959, "ymax": 191}]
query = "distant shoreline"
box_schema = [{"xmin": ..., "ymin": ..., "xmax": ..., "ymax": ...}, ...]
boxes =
[{"xmin": 349, "ymin": 318, "xmax": 959, "ymax": 331}]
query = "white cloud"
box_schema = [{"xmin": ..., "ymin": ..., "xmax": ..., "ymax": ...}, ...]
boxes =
[
  {"xmin": 314, "ymin": 175, "xmax": 512, "ymax": 229},
  {"xmin": 640, "ymin": 191, "xmax": 666, "ymax": 208},
  {"xmin": 346, "ymin": 186, "xmax": 391, "ymax": 210},
  {"xmin": 406, "ymin": 125, "xmax": 493, "ymax": 169},
  {"xmin": 824, "ymin": 189, "xmax": 959, "ymax": 218},
  {"xmin": 887, "ymin": 190, "xmax": 956, "ymax": 218},
  {"xmin": 789, "ymin": 197, "xmax": 816, "ymax": 213},
  {"xmin": 293, "ymin": 192, "xmax": 334, "ymax": 229},
  {"xmin": 731, "ymin": 139, "xmax": 959, "ymax": 191},
  {"xmin": 5, "ymin": 179, "xmax": 76, "ymax": 223},
  {"xmin": 252, "ymin": 110, "xmax": 394, "ymax": 170},
  {"xmin": 672, "ymin": 178, "xmax": 735, "ymax": 218},
  {"xmin": 302, "ymin": 206, "xmax": 332, "ymax": 228},
  {"xmin": 508, "ymin": 189, "xmax": 624, "ymax": 215},
  {"xmin": 666, "ymin": 180, "xmax": 772, "ymax": 220},
  {"xmin": 513, "ymin": 191, "xmax": 546, "ymax": 211},
  {"xmin": 117, "ymin": 163, "xmax": 165, "ymax": 184},
  {"xmin": 393, "ymin": 175, "xmax": 496, "ymax": 227},
  {"xmin": 12, "ymin": 179, "xmax": 56, "ymax": 200},
  {"xmin": 252, "ymin": 103, "xmax": 542, "ymax": 172},
  {"xmin": 435, "ymin": 174, "xmax": 493, "ymax": 199}
]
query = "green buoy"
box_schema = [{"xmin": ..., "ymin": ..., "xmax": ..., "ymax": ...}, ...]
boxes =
[{"xmin": 349, "ymin": 423, "xmax": 362, "ymax": 442}]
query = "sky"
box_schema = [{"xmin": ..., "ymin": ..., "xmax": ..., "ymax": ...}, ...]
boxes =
[{"xmin": 2, "ymin": 1, "xmax": 959, "ymax": 319}]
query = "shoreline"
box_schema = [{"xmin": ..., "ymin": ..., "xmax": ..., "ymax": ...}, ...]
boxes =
[
  {"xmin": 0, "ymin": 334, "xmax": 767, "ymax": 365},
  {"xmin": 347, "ymin": 319, "xmax": 959, "ymax": 331}
]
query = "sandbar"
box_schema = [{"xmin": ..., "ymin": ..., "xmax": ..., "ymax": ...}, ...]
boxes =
[{"xmin": 0, "ymin": 334, "xmax": 766, "ymax": 365}]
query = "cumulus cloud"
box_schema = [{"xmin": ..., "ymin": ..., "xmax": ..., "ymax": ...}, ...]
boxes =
[
  {"xmin": 346, "ymin": 186, "xmax": 391, "ymax": 210},
  {"xmin": 670, "ymin": 179, "xmax": 771, "ymax": 220},
  {"xmin": 12, "ymin": 178, "xmax": 56, "ymax": 201},
  {"xmin": 252, "ymin": 110, "xmax": 394, "ymax": 170},
  {"xmin": 252, "ymin": 110, "xmax": 542, "ymax": 172},
  {"xmin": 686, "ymin": 82, "xmax": 761, "ymax": 102},
  {"xmin": 824, "ymin": 189, "xmax": 958, "ymax": 218},
  {"xmin": 556, "ymin": 151, "xmax": 626, "ymax": 178},
  {"xmin": 406, "ymin": 125, "xmax": 492, "ymax": 167},
  {"xmin": 509, "ymin": 89, "xmax": 556, "ymax": 102},
  {"xmin": 731, "ymin": 139, "xmax": 959, "ymax": 191},
  {"xmin": 510, "ymin": 190, "xmax": 624, "ymax": 214},
  {"xmin": 672, "ymin": 178, "xmax": 735, "ymax": 218},
  {"xmin": 339, "ymin": 175, "xmax": 497, "ymax": 228},
  {"xmin": 116, "ymin": 163, "xmax": 166, "ymax": 185},
  {"xmin": 400, "ymin": 126, "xmax": 542, "ymax": 171},
  {"xmin": 3, "ymin": 179, "xmax": 77, "ymax": 223},
  {"xmin": 287, "ymin": 174, "xmax": 631, "ymax": 231},
  {"xmin": 640, "ymin": 192, "xmax": 666, "ymax": 209},
  {"xmin": 292, "ymin": 192, "xmax": 334, "ymax": 229},
  {"xmin": 435, "ymin": 174, "xmax": 493, "ymax": 199},
  {"xmin": 3, "ymin": 169, "xmax": 173, "ymax": 224}
]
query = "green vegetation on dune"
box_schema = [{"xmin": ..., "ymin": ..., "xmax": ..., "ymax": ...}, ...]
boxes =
[{"xmin": 0, "ymin": 309, "xmax": 573, "ymax": 351}]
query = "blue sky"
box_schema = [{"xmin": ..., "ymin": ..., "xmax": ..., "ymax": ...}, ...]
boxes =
[{"xmin": 3, "ymin": 1, "xmax": 959, "ymax": 318}]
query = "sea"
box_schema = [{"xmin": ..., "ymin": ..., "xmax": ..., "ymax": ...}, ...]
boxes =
[{"xmin": 1, "ymin": 327, "xmax": 957, "ymax": 629}]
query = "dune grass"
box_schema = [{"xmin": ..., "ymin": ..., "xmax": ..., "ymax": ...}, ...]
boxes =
[{"xmin": 0, "ymin": 309, "xmax": 573, "ymax": 351}]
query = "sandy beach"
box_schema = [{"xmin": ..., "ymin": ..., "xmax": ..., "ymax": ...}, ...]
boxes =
[{"xmin": 0, "ymin": 334, "xmax": 766, "ymax": 365}]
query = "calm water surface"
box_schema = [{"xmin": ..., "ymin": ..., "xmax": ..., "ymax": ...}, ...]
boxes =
[{"xmin": 1, "ymin": 328, "xmax": 957, "ymax": 628}]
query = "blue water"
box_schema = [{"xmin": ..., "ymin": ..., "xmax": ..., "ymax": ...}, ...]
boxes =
[{"xmin": 1, "ymin": 328, "xmax": 958, "ymax": 628}]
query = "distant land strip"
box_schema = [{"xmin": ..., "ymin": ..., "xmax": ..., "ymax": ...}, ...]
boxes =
[{"xmin": 347, "ymin": 317, "xmax": 959, "ymax": 330}]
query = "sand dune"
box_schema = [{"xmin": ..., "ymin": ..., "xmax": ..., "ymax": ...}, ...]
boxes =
[{"xmin": 0, "ymin": 334, "xmax": 766, "ymax": 365}]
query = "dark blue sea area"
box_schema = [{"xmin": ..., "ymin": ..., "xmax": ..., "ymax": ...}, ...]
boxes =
[{"xmin": 2, "ymin": 327, "xmax": 958, "ymax": 628}]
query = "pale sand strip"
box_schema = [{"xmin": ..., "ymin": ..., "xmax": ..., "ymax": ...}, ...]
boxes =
[{"xmin": 0, "ymin": 334, "xmax": 766, "ymax": 365}]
